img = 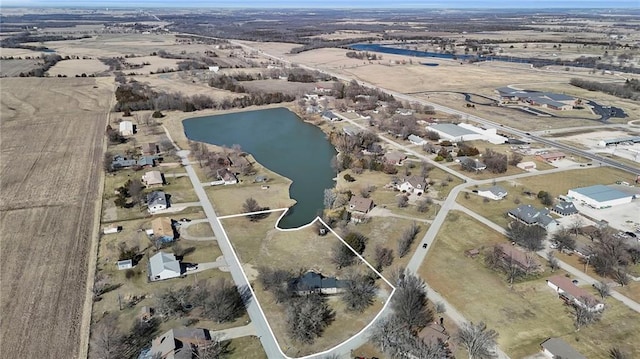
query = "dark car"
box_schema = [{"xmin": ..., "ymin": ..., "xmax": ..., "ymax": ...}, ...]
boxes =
[{"xmin": 422, "ymin": 243, "xmax": 428, "ymax": 249}]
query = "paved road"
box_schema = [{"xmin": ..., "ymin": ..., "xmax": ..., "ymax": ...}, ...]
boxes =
[
  {"xmin": 176, "ymin": 149, "xmax": 286, "ymax": 358},
  {"xmin": 454, "ymin": 204, "xmax": 640, "ymax": 314}
]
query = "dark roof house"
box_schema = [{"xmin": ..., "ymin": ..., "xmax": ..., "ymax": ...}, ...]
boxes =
[
  {"xmin": 291, "ymin": 271, "xmax": 349, "ymax": 295},
  {"xmin": 349, "ymin": 196, "xmax": 374, "ymax": 213},
  {"xmin": 540, "ymin": 337, "xmax": 587, "ymax": 359},
  {"xmin": 552, "ymin": 201, "xmax": 578, "ymax": 216},
  {"xmin": 507, "ymin": 204, "xmax": 558, "ymax": 231}
]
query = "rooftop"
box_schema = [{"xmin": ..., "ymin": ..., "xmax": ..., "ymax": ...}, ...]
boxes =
[
  {"xmin": 540, "ymin": 338, "xmax": 587, "ymax": 359},
  {"xmin": 349, "ymin": 196, "xmax": 373, "ymax": 213},
  {"xmin": 547, "ymin": 275, "xmax": 598, "ymax": 306},
  {"xmin": 570, "ymin": 184, "xmax": 632, "ymax": 202},
  {"xmin": 429, "ymin": 123, "xmax": 477, "ymax": 137}
]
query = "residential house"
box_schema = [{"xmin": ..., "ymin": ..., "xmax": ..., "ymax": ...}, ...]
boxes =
[
  {"xmin": 408, "ymin": 134, "xmax": 427, "ymax": 145},
  {"xmin": 291, "ymin": 271, "xmax": 348, "ymax": 295},
  {"xmin": 477, "ymin": 186, "xmax": 508, "ymax": 201},
  {"xmin": 137, "ymin": 156, "xmax": 157, "ymax": 168},
  {"xmin": 348, "ymin": 196, "xmax": 374, "ymax": 223},
  {"xmin": 507, "ymin": 204, "xmax": 558, "ymax": 232},
  {"xmin": 551, "ymin": 201, "xmax": 578, "ymax": 216},
  {"xmin": 119, "ymin": 120, "xmax": 134, "ymax": 136},
  {"xmin": 460, "ymin": 157, "xmax": 487, "ymax": 172},
  {"xmin": 546, "ymin": 275, "xmax": 604, "ymax": 311},
  {"xmin": 383, "ymin": 150, "xmax": 407, "ymax": 165},
  {"xmin": 536, "ymin": 152, "xmax": 566, "ymax": 162},
  {"xmin": 142, "ymin": 142, "xmax": 159, "ymax": 155},
  {"xmin": 147, "ymin": 191, "xmax": 168, "ymax": 213},
  {"xmin": 148, "ymin": 252, "xmax": 181, "ymax": 281},
  {"xmin": 142, "ymin": 170, "xmax": 164, "ymax": 187},
  {"xmin": 322, "ymin": 110, "xmax": 340, "ymax": 121},
  {"xmin": 150, "ymin": 328, "xmax": 212, "ymax": 359},
  {"xmin": 517, "ymin": 161, "xmax": 536, "ymax": 170},
  {"xmin": 103, "ymin": 224, "xmax": 121, "ymax": 234},
  {"xmin": 343, "ymin": 126, "xmax": 362, "ymax": 137},
  {"xmin": 151, "ymin": 217, "xmax": 175, "ymax": 243},
  {"xmin": 540, "ymin": 337, "xmax": 586, "ymax": 359},
  {"xmin": 495, "ymin": 243, "xmax": 542, "ymax": 273},
  {"xmin": 111, "ymin": 155, "xmax": 137, "ymax": 170},
  {"xmin": 397, "ymin": 176, "xmax": 428, "ymax": 195},
  {"xmin": 216, "ymin": 168, "xmax": 238, "ymax": 185},
  {"xmin": 117, "ymin": 259, "xmax": 133, "ymax": 270}
]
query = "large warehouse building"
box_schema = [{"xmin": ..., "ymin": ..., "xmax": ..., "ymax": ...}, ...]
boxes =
[
  {"xmin": 426, "ymin": 123, "xmax": 508, "ymax": 144},
  {"xmin": 567, "ymin": 185, "xmax": 634, "ymax": 209}
]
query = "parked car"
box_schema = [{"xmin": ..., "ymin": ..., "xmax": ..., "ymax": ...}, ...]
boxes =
[
  {"xmin": 185, "ymin": 264, "xmax": 198, "ymax": 271},
  {"xmin": 179, "ymin": 218, "xmax": 192, "ymax": 222},
  {"xmin": 422, "ymin": 243, "xmax": 428, "ymax": 249}
]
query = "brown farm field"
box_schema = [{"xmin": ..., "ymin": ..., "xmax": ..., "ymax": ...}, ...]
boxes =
[{"xmin": 0, "ymin": 77, "xmax": 113, "ymax": 358}]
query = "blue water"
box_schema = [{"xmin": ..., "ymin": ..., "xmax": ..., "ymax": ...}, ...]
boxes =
[{"xmin": 183, "ymin": 107, "xmax": 337, "ymax": 228}]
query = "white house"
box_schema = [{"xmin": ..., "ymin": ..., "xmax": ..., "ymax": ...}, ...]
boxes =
[
  {"xmin": 517, "ymin": 161, "xmax": 537, "ymax": 170},
  {"xmin": 208, "ymin": 66, "xmax": 220, "ymax": 72},
  {"xmin": 119, "ymin": 120, "xmax": 134, "ymax": 136},
  {"xmin": 477, "ymin": 185, "xmax": 508, "ymax": 201},
  {"xmin": 217, "ymin": 168, "xmax": 238, "ymax": 185},
  {"xmin": 117, "ymin": 259, "xmax": 133, "ymax": 270},
  {"xmin": 147, "ymin": 191, "xmax": 168, "ymax": 213},
  {"xmin": 397, "ymin": 176, "xmax": 428, "ymax": 195},
  {"xmin": 546, "ymin": 275, "xmax": 604, "ymax": 311},
  {"xmin": 148, "ymin": 252, "xmax": 181, "ymax": 281},
  {"xmin": 408, "ymin": 134, "xmax": 427, "ymax": 145},
  {"xmin": 142, "ymin": 170, "xmax": 164, "ymax": 187},
  {"xmin": 103, "ymin": 225, "xmax": 121, "ymax": 234}
]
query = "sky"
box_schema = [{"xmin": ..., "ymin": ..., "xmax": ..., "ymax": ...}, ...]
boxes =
[{"xmin": 2, "ymin": 0, "xmax": 639, "ymax": 8}]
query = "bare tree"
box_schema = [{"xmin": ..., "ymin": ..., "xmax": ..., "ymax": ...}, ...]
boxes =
[
  {"xmin": 614, "ymin": 268, "xmax": 630, "ymax": 287},
  {"xmin": 204, "ymin": 279, "xmax": 245, "ymax": 323},
  {"xmin": 331, "ymin": 242, "xmax": 355, "ymax": 269},
  {"xmin": 155, "ymin": 287, "xmax": 192, "ymax": 318},
  {"xmin": 416, "ymin": 198, "xmax": 430, "ymax": 213},
  {"xmin": 547, "ymin": 251, "xmax": 560, "ymax": 272},
  {"xmin": 398, "ymin": 222, "xmax": 420, "ymax": 258},
  {"xmin": 456, "ymin": 321, "xmax": 498, "ymax": 359},
  {"xmin": 552, "ymin": 229, "xmax": 576, "ymax": 252},
  {"xmin": 609, "ymin": 347, "xmax": 630, "ymax": 359},
  {"xmin": 594, "ymin": 281, "xmax": 611, "ymax": 299},
  {"xmin": 506, "ymin": 221, "xmax": 545, "ymax": 251},
  {"xmin": 397, "ymin": 194, "xmax": 409, "ymax": 208},
  {"xmin": 341, "ymin": 273, "xmax": 377, "ymax": 312},
  {"xmin": 370, "ymin": 316, "xmax": 447, "ymax": 359},
  {"xmin": 193, "ymin": 335, "xmax": 231, "ymax": 359},
  {"xmin": 286, "ymin": 293, "xmax": 334, "ymax": 344},
  {"xmin": 391, "ymin": 272, "xmax": 433, "ymax": 328},
  {"xmin": 374, "ymin": 246, "xmax": 394, "ymax": 270},
  {"xmin": 90, "ymin": 315, "xmax": 123, "ymax": 359},
  {"xmin": 573, "ymin": 297, "xmax": 602, "ymax": 331}
]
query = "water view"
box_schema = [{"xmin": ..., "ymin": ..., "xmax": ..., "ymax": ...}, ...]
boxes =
[{"xmin": 183, "ymin": 107, "xmax": 337, "ymax": 229}]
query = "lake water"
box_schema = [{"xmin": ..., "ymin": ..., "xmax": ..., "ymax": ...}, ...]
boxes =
[{"xmin": 183, "ymin": 107, "xmax": 337, "ymax": 229}]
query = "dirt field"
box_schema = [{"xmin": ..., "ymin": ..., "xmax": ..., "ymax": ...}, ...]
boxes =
[
  {"xmin": 47, "ymin": 59, "xmax": 110, "ymax": 77},
  {"xmin": 0, "ymin": 77, "xmax": 113, "ymax": 358},
  {"xmin": 0, "ymin": 59, "xmax": 41, "ymax": 76}
]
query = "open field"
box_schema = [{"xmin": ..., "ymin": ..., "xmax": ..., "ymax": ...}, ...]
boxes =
[
  {"xmin": 419, "ymin": 212, "xmax": 640, "ymax": 357},
  {"xmin": 0, "ymin": 59, "xmax": 40, "ymax": 76},
  {"xmin": 48, "ymin": 58, "xmax": 109, "ymax": 77},
  {"xmin": 0, "ymin": 77, "xmax": 113, "ymax": 359},
  {"xmin": 222, "ymin": 215, "xmax": 391, "ymax": 357},
  {"xmin": 510, "ymin": 167, "xmax": 637, "ymax": 198},
  {"xmin": 228, "ymin": 336, "xmax": 267, "ymax": 359}
]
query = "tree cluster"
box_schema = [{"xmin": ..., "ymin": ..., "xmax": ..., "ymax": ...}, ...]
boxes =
[
  {"xmin": 398, "ymin": 222, "xmax": 420, "ymax": 258},
  {"xmin": 457, "ymin": 143, "xmax": 480, "ymax": 157},
  {"xmin": 242, "ymin": 197, "xmax": 270, "ymax": 221},
  {"xmin": 90, "ymin": 315, "xmax": 160, "ymax": 359},
  {"xmin": 18, "ymin": 53, "xmax": 63, "ymax": 77},
  {"xmin": 587, "ymin": 229, "xmax": 639, "ymax": 286},
  {"xmin": 345, "ymin": 51, "xmax": 380, "ymax": 60},
  {"xmin": 505, "ymin": 221, "xmax": 546, "ymax": 251},
  {"xmin": 570, "ymin": 78, "xmax": 640, "ymax": 101},
  {"xmin": 331, "ymin": 231, "xmax": 368, "ymax": 269},
  {"xmin": 482, "ymin": 149, "xmax": 508, "ymax": 173}
]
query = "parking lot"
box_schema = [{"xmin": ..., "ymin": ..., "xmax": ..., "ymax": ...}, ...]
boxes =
[{"xmin": 574, "ymin": 200, "xmax": 640, "ymax": 235}]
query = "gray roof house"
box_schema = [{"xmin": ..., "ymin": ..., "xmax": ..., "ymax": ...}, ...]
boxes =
[
  {"xmin": 291, "ymin": 271, "xmax": 349, "ymax": 295},
  {"xmin": 343, "ymin": 126, "xmax": 362, "ymax": 137},
  {"xmin": 540, "ymin": 338, "xmax": 586, "ymax": 359},
  {"xmin": 408, "ymin": 134, "xmax": 427, "ymax": 145},
  {"xmin": 507, "ymin": 204, "xmax": 558, "ymax": 232},
  {"xmin": 460, "ymin": 157, "xmax": 487, "ymax": 171},
  {"xmin": 137, "ymin": 156, "xmax": 157, "ymax": 168},
  {"xmin": 111, "ymin": 155, "xmax": 137, "ymax": 170},
  {"xmin": 551, "ymin": 201, "xmax": 578, "ymax": 216},
  {"xmin": 477, "ymin": 185, "xmax": 508, "ymax": 200},
  {"xmin": 147, "ymin": 191, "xmax": 168, "ymax": 213},
  {"xmin": 148, "ymin": 252, "xmax": 181, "ymax": 282},
  {"xmin": 150, "ymin": 328, "xmax": 212, "ymax": 359},
  {"xmin": 322, "ymin": 110, "xmax": 340, "ymax": 121}
]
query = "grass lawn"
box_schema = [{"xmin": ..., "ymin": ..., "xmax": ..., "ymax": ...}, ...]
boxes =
[
  {"xmin": 418, "ymin": 211, "xmax": 640, "ymax": 358},
  {"xmin": 184, "ymin": 222, "xmax": 215, "ymax": 238},
  {"xmin": 617, "ymin": 282, "xmax": 640, "ymax": 304},
  {"xmin": 227, "ymin": 336, "xmax": 267, "ymax": 359},
  {"xmin": 207, "ymin": 180, "xmax": 295, "ymax": 217},
  {"xmin": 511, "ymin": 167, "xmax": 636, "ymax": 199},
  {"xmin": 221, "ymin": 215, "xmax": 392, "ymax": 357},
  {"xmin": 456, "ymin": 188, "xmax": 541, "ymax": 228},
  {"xmin": 163, "ymin": 175, "xmax": 198, "ymax": 203},
  {"xmin": 348, "ymin": 217, "xmax": 428, "ymax": 282}
]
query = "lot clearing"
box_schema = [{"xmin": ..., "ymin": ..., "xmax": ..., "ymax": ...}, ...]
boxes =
[
  {"xmin": 48, "ymin": 58, "xmax": 110, "ymax": 77},
  {"xmin": 222, "ymin": 215, "xmax": 392, "ymax": 357},
  {"xmin": 419, "ymin": 212, "xmax": 640, "ymax": 358},
  {"xmin": 0, "ymin": 77, "xmax": 113, "ymax": 359}
]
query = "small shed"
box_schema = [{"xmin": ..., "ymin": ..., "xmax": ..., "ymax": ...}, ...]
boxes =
[
  {"xmin": 103, "ymin": 225, "xmax": 122, "ymax": 234},
  {"xmin": 117, "ymin": 259, "xmax": 133, "ymax": 270}
]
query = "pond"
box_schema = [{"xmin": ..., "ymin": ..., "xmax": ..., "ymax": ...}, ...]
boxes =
[{"xmin": 183, "ymin": 107, "xmax": 337, "ymax": 229}]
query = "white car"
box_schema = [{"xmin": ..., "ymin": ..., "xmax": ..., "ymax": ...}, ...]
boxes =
[{"xmin": 549, "ymin": 241, "xmax": 559, "ymax": 249}]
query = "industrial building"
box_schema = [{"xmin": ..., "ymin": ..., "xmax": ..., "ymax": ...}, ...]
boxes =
[
  {"xmin": 567, "ymin": 185, "xmax": 634, "ymax": 209},
  {"xmin": 426, "ymin": 123, "xmax": 507, "ymax": 144}
]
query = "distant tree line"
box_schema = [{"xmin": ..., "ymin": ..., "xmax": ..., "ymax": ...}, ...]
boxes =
[
  {"xmin": 345, "ymin": 51, "xmax": 380, "ymax": 60},
  {"xmin": 570, "ymin": 78, "xmax": 640, "ymax": 101},
  {"xmin": 17, "ymin": 53, "xmax": 63, "ymax": 77},
  {"xmin": 0, "ymin": 32, "xmax": 91, "ymax": 50}
]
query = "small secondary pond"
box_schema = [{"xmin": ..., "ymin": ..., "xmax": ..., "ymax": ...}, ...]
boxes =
[{"xmin": 183, "ymin": 107, "xmax": 337, "ymax": 229}]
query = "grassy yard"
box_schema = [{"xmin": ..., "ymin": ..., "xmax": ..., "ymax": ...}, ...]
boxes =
[
  {"xmin": 511, "ymin": 167, "xmax": 636, "ymax": 198},
  {"xmin": 456, "ymin": 188, "xmax": 542, "ymax": 228},
  {"xmin": 207, "ymin": 180, "xmax": 295, "ymax": 217},
  {"xmin": 163, "ymin": 175, "xmax": 198, "ymax": 203},
  {"xmin": 418, "ymin": 211, "xmax": 640, "ymax": 358},
  {"xmin": 227, "ymin": 336, "xmax": 267, "ymax": 359},
  {"xmin": 184, "ymin": 222, "xmax": 215, "ymax": 238},
  {"xmin": 221, "ymin": 215, "xmax": 392, "ymax": 357}
]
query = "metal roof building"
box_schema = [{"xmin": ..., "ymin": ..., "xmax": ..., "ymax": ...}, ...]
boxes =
[{"xmin": 567, "ymin": 185, "xmax": 634, "ymax": 209}]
